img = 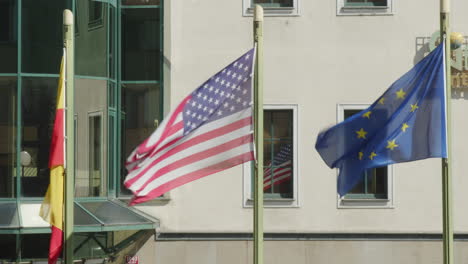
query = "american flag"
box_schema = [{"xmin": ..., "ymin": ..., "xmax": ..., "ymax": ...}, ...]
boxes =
[
  {"xmin": 124, "ymin": 48, "xmax": 256, "ymax": 205},
  {"xmin": 263, "ymin": 144, "xmax": 292, "ymax": 191}
]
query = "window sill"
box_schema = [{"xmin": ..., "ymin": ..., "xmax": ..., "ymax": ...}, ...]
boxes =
[
  {"xmin": 338, "ymin": 6, "xmax": 393, "ymax": 16},
  {"xmin": 338, "ymin": 197, "xmax": 393, "ymax": 209},
  {"xmin": 245, "ymin": 198, "xmax": 298, "ymax": 208},
  {"xmin": 244, "ymin": 7, "xmax": 299, "ymax": 17}
]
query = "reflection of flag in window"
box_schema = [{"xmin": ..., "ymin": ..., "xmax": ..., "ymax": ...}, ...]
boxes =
[{"xmin": 264, "ymin": 144, "xmax": 292, "ymax": 191}]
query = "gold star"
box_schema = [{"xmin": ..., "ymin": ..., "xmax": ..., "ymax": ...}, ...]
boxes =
[
  {"xmin": 358, "ymin": 152, "xmax": 364, "ymax": 160},
  {"xmin": 369, "ymin": 152, "xmax": 377, "ymax": 160},
  {"xmin": 378, "ymin": 97, "xmax": 386, "ymax": 105},
  {"xmin": 401, "ymin": 123, "xmax": 409, "ymax": 132},
  {"xmin": 356, "ymin": 128, "xmax": 367, "ymax": 139},
  {"xmin": 396, "ymin": 89, "xmax": 406, "ymax": 99},
  {"xmin": 386, "ymin": 139, "xmax": 398, "ymax": 151},
  {"xmin": 362, "ymin": 111, "xmax": 372, "ymax": 119},
  {"xmin": 410, "ymin": 103, "xmax": 419, "ymax": 112}
]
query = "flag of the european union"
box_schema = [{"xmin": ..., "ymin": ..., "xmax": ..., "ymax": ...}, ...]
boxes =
[{"xmin": 315, "ymin": 43, "xmax": 447, "ymax": 196}]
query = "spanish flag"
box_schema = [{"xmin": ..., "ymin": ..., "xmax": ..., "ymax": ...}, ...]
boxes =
[{"xmin": 40, "ymin": 55, "xmax": 65, "ymax": 264}]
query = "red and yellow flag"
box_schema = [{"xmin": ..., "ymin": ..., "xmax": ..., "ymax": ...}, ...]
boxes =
[{"xmin": 40, "ymin": 56, "xmax": 65, "ymax": 264}]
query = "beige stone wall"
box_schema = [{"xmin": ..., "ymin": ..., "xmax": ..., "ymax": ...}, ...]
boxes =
[{"xmin": 130, "ymin": 240, "xmax": 468, "ymax": 264}]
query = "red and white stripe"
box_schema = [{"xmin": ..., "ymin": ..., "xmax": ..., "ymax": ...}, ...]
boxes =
[
  {"xmin": 263, "ymin": 160, "xmax": 292, "ymax": 190},
  {"xmin": 125, "ymin": 96, "xmax": 254, "ymax": 205}
]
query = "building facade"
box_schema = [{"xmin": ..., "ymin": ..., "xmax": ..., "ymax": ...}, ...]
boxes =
[{"xmin": 2, "ymin": 0, "xmax": 468, "ymax": 263}]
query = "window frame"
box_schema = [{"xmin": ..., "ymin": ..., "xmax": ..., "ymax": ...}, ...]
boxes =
[
  {"xmin": 243, "ymin": 0, "xmax": 300, "ymax": 17},
  {"xmin": 336, "ymin": 104, "xmax": 394, "ymax": 209},
  {"xmin": 88, "ymin": 111, "xmax": 105, "ymax": 197},
  {"xmin": 243, "ymin": 104, "xmax": 299, "ymax": 208},
  {"xmin": 336, "ymin": 0, "xmax": 394, "ymax": 16}
]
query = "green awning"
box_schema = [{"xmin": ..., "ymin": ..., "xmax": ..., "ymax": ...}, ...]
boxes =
[{"xmin": 0, "ymin": 199, "xmax": 158, "ymax": 234}]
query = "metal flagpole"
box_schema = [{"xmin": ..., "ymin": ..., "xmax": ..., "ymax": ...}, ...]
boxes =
[
  {"xmin": 63, "ymin": 9, "xmax": 75, "ymax": 264},
  {"xmin": 440, "ymin": 0, "xmax": 453, "ymax": 264},
  {"xmin": 253, "ymin": 5, "xmax": 264, "ymax": 264}
]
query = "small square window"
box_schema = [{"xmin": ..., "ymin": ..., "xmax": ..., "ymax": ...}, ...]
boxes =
[
  {"xmin": 337, "ymin": 0, "xmax": 393, "ymax": 15},
  {"xmin": 243, "ymin": 0, "xmax": 299, "ymax": 16},
  {"xmin": 337, "ymin": 105, "xmax": 393, "ymax": 208}
]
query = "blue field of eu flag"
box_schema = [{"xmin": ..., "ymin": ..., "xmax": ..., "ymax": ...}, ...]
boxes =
[{"xmin": 315, "ymin": 43, "xmax": 447, "ymax": 196}]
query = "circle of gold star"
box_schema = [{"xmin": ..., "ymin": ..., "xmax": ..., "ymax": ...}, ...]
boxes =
[
  {"xmin": 401, "ymin": 123, "xmax": 409, "ymax": 132},
  {"xmin": 362, "ymin": 111, "xmax": 372, "ymax": 119},
  {"xmin": 369, "ymin": 152, "xmax": 377, "ymax": 160},
  {"xmin": 396, "ymin": 89, "xmax": 406, "ymax": 99},
  {"xmin": 386, "ymin": 139, "xmax": 398, "ymax": 151},
  {"xmin": 356, "ymin": 128, "xmax": 367, "ymax": 139}
]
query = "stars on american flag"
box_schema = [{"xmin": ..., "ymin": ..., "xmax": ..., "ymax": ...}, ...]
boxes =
[{"xmin": 182, "ymin": 51, "xmax": 253, "ymax": 135}]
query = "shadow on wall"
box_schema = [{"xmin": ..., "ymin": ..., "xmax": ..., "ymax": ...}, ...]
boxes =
[{"xmin": 415, "ymin": 35, "xmax": 468, "ymax": 100}]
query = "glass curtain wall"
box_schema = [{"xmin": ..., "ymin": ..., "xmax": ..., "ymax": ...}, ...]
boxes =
[
  {"xmin": 119, "ymin": 3, "xmax": 163, "ymax": 197},
  {"xmin": 0, "ymin": 0, "xmax": 163, "ymax": 260}
]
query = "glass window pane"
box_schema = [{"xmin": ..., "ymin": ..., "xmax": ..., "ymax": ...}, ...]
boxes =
[
  {"xmin": 366, "ymin": 167, "xmax": 387, "ymax": 195},
  {"xmin": 263, "ymin": 111, "xmax": 271, "ymax": 139},
  {"xmin": 108, "ymin": 114, "xmax": 116, "ymax": 194},
  {"xmin": 346, "ymin": 0, "xmax": 387, "ymax": 6},
  {"xmin": 121, "ymin": 83, "xmax": 161, "ymax": 196},
  {"xmin": 122, "ymin": 0, "xmax": 161, "ymax": 5},
  {"xmin": 0, "ymin": 202, "xmax": 19, "ymax": 228},
  {"xmin": 122, "ymin": 8, "xmax": 160, "ymax": 81},
  {"xmin": 89, "ymin": 114, "xmax": 104, "ymax": 197},
  {"xmin": 0, "ymin": 0, "xmax": 17, "ymax": 73},
  {"xmin": 74, "ymin": 232, "xmax": 108, "ymax": 258},
  {"xmin": 253, "ymin": 0, "xmax": 293, "ymax": 7},
  {"xmin": 264, "ymin": 142, "xmax": 292, "ymax": 198},
  {"xmin": 75, "ymin": 79, "xmax": 108, "ymax": 197},
  {"xmin": 88, "ymin": 0, "xmax": 103, "ymax": 28},
  {"xmin": 22, "ymin": 0, "xmax": 64, "ymax": 73},
  {"xmin": 76, "ymin": 0, "xmax": 108, "ymax": 77},
  {"xmin": 109, "ymin": 6, "xmax": 116, "ymax": 79},
  {"xmin": 79, "ymin": 201, "xmax": 152, "ymax": 225},
  {"xmin": 21, "ymin": 234, "xmax": 50, "ymax": 259},
  {"xmin": 0, "ymin": 234, "xmax": 16, "ymax": 260},
  {"xmin": 271, "ymin": 110, "xmax": 292, "ymax": 138},
  {"xmin": 262, "ymin": 110, "xmax": 293, "ymax": 198},
  {"xmin": 75, "ymin": 203, "xmax": 100, "ymax": 227},
  {"xmin": 21, "ymin": 77, "xmax": 59, "ymax": 197},
  {"xmin": 0, "ymin": 77, "xmax": 16, "ymax": 198}
]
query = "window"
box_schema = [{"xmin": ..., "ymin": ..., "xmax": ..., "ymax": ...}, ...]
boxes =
[
  {"xmin": 337, "ymin": 0, "xmax": 393, "ymax": 15},
  {"xmin": 244, "ymin": 105, "xmax": 298, "ymax": 207},
  {"xmin": 89, "ymin": 113, "xmax": 104, "ymax": 197},
  {"xmin": 0, "ymin": 0, "xmax": 17, "ymax": 73},
  {"xmin": 243, "ymin": 0, "xmax": 299, "ymax": 16},
  {"xmin": 345, "ymin": 0, "xmax": 387, "ymax": 7},
  {"xmin": 88, "ymin": 0, "xmax": 103, "ymax": 29},
  {"xmin": 120, "ymin": 83, "xmax": 162, "ymax": 197},
  {"xmin": 337, "ymin": 104, "xmax": 393, "ymax": 208}
]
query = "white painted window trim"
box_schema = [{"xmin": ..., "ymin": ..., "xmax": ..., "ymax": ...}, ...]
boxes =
[
  {"xmin": 243, "ymin": 0, "xmax": 300, "ymax": 17},
  {"xmin": 243, "ymin": 104, "xmax": 299, "ymax": 208},
  {"xmin": 336, "ymin": 104, "xmax": 394, "ymax": 209},
  {"xmin": 336, "ymin": 0, "xmax": 394, "ymax": 16}
]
